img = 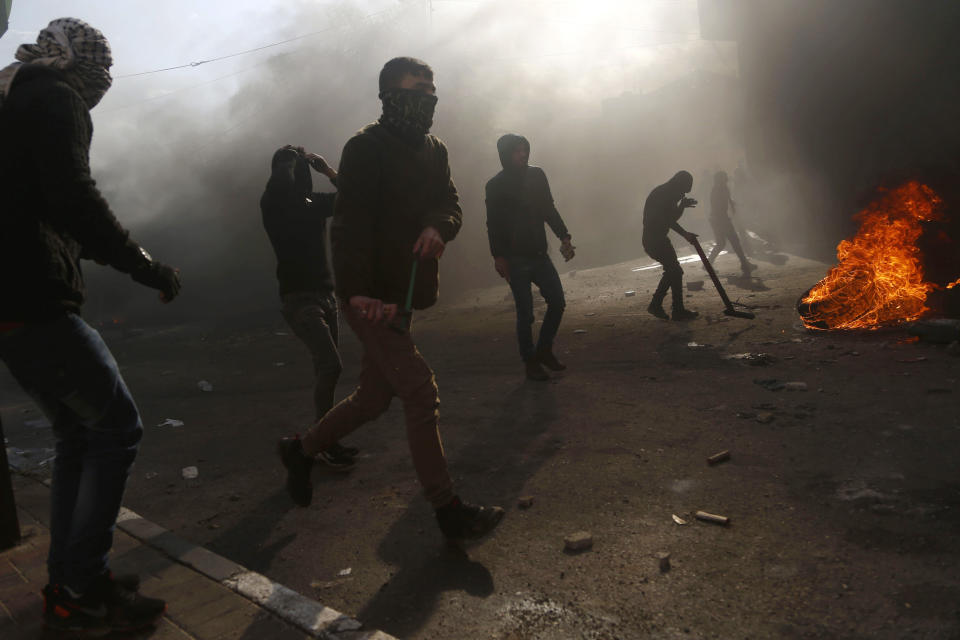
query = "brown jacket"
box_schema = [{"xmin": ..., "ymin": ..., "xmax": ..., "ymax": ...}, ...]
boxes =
[{"xmin": 331, "ymin": 123, "xmax": 462, "ymax": 309}]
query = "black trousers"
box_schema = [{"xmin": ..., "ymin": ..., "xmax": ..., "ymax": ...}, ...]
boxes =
[{"xmin": 643, "ymin": 234, "xmax": 684, "ymax": 310}]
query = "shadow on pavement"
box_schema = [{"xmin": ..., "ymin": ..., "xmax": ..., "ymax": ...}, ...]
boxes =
[
  {"xmin": 727, "ymin": 274, "xmax": 771, "ymax": 292},
  {"xmin": 203, "ymin": 487, "xmax": 296, "ymax": 572},
  {"xmin": 354, "ymin": 380, "xmax": 560, "ymax": 638}
]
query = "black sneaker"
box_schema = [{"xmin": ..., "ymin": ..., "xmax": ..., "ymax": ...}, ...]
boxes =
[
  {"xmin": 536, "ymin": 348, "xmax": 567, "ymax": 371},
  {"xmin": 277, "ymin": 436, "xmax": 314, "ymax": 506},
  {"xmin": 672, "ymin": 308, "xmax": 700, "ymax": 321},
  {"xmin": 741, "ymin": 261, "xmax": 758, "ymax": 274},
  {"xmin": 525, "ymin": 358, "xmax": 549, "ymax": 381},
  {"xmin": 435, "ymin": 496, "xmax": 504, "ymax": 541},
  {"xmin": 113, "ymin": 572, "xmax": 140, "ymax": 593},
  {"xmin": 333, "ymin": 442, "xmax": 360, "ymax": 457},
  {"xmin": 647, "ymin": 301, "xmax": 669, "ymax": 320},
  {"xmin": 315, "ymin": 446, "xmax": 355, "ymax": 473},
  {"xmin": 43, "ymin": 574, "xmax": 165, "ymax": 635}
]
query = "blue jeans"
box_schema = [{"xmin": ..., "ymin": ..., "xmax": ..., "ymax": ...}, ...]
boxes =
[
  {"xmin": 0, "ymin": 314, "xmax": 142, "ymax": 593},
  {"xmin": 507, "ymin": 255, "xmax": 566, "ymax": 361}
]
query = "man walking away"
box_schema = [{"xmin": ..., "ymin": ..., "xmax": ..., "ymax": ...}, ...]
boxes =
[
  {"xmin": 706, "ymin": 170, "xmax": 757, "ymax": 277},
  {"xmin": 261, "ymin": 145, "xmax": 358, "ymax": 469},
  {"xmin": 277, "ymin": 57, "xmax": 503, "ymax": 542},
  {"xmin": 642, "ymin": 170, "xmax": 699, "ymax": 321},
  {"xmin": 0, "ymin": 18, "xmax": 177, "ymax": 635},
  {"xmin": 485, "ymin": 134, "xmax": 575, "ymax": 381}
]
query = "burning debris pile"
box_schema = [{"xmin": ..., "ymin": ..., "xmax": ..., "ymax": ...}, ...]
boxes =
[{"xmin": 798, "ymin": 181, "xmax": 956, "ymax": 330}]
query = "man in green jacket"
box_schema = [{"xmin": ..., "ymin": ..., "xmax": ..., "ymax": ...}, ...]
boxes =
[{"xmin": 278, "ymin": 57, "xmax": 503, "ymax": 541}]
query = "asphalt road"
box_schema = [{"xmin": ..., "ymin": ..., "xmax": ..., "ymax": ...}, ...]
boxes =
[{"xmin": 4, "ymin": 249, "xmax": 959, "ymax": 639}]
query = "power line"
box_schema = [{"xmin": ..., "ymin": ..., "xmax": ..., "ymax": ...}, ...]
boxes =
[
  {"xmin": 113, "ymin": 7, "xmax": 396, "ymax": 79},
  {"xmin": 102, "ymin": 50, "xmax": 297, "ymax": 113}
]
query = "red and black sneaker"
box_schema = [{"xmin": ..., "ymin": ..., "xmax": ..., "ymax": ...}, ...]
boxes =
[{"xmin": 43, "ymin": 573, "xmax": 165, "ymax": 635}]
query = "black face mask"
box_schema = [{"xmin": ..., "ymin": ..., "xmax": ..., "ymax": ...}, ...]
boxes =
[{"xmin": 378, "ymin": 88, "xmax": 438, "ymax": 141}]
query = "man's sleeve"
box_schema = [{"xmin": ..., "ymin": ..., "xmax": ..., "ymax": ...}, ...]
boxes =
[
  {"xmin": 421, "ymin": 140, "xmax": 462, "ymax": 243},
  {"xmin": 485, "ymin": 180, "xmax": 509, "ymax": 257},
  {"xmin": 331, "ymin": 135, "xmax": 379, "ymax": 302},
  {"xmin": 29, "ymin": 82, "xmax": 148, "ymax": 273},
  {"xmin": 539, "ymin": 168, "xmax": 570, "ymax": 240},
  {"xmin": 310, "ymin": 192, "xmax": 337, "ymax": 219}
]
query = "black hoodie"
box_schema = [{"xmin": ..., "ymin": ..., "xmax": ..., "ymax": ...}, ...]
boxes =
[
  {"xmin": 260, "ymin": 148, "xmax": 336, "ymax": 295},
  {"xmin": 485, "ymin": 134, "xmax": 569, "ymax": 259},
  {"xmin": 0, "ymin": 64, "xmax": 151, "ymax": 322}
]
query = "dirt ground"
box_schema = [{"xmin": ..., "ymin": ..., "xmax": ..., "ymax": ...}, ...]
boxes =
[{"xmin": 4, "ymin": 249, "xmax": 960, "ymax": 639}]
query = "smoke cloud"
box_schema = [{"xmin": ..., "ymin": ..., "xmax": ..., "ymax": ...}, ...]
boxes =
[{"xmin": 66, "ymin": 0, "xmax": 745, "ymax": 325}]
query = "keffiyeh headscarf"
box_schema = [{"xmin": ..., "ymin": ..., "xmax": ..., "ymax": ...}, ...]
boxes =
[
  {"xmin": 378, "ymin": 88, "xmax": 438, "ymax": 143},
  {"xmin": 0, "ymin": 17, "xmax": 113, "ymax": 109}
]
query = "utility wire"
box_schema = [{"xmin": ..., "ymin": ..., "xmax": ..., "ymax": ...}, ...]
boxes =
[{"xmin": 113, "ymin": 7, "xmax": 395, "ymax": 79}]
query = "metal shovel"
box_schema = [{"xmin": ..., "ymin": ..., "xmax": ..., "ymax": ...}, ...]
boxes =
[{"xmin": 689, "ymin": 236, "xmax": 756, "ymax": 320}]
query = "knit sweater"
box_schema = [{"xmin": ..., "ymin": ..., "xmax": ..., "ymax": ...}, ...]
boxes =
[{"xmin": 331, "ymin": 122, "xmax": 462, "ymax": 309}]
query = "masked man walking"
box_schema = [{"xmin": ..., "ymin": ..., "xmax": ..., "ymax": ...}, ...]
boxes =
[
  {"xmin": 277, "ymin": 57, "xmax": 503, "ymax": 542},
  {"xmin": 0, "ymin": 19, "xmax": 177, "ymax": 634}
]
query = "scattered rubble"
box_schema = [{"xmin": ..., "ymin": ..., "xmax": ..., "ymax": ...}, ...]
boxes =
[
  {"xmin": 755, "ymin": 412, "xmax": 775, "ymax": 424},
  {"xmin": 517, "ymin": 496, "xmax": 535, "ymax": 509},
  {"xmin": 156, "ymin": 418, "xmax": 184, "ymax": 428},
  {"xmin": 707, "ymin": 450, "xmax": 731, "ymax": 465},
  {"xmin": 724, "ymin": 352, "xmax": 776, "ymax": 366},
  {"xmin": 656, "ymin": 551, "xmax": 671, "ymax": 573},
  {"xmin": 564, "ymin": 531, "xmax": 593, "ymax": 552},
  {"xmin": 671, "ymin": 514, "xmax": 688, "ymax": 525},
  {"xmin": 197, "ymin": 380, "xmax": 214, "ymax": 392},
  {"xmin": 573, "ymin": 329, "xmax": 587, "ymax": 335},
  {"xmin": 784, "ymin": 381, "xmax": 808, "ymax": 391},
  {"xmin": 181, "ymin": 466, "xmax": 199, "ymax": 480},
  {"xmin": 695, "ymin": 511, "xmax": 730, "ymax": 525},
  {"xmin": 624, "ymin": 290, "xmax": 636, "ymax": 297}
]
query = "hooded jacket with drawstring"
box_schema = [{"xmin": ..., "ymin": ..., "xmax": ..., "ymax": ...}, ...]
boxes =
[{"xmin": 485, "ymin": 134, "xmax": 569, "ymax": 259}]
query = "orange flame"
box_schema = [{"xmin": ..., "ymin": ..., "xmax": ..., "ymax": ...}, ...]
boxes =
[
  {"xmin": 800, "ymin": 181, "xmax": 942, "ymax": 330},
  {"xmin": 947, "ymin": 278, "xmax": 960, "ymax": 289}
]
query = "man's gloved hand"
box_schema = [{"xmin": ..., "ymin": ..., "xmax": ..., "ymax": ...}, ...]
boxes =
[
  {"xmin": 131, "ymin": 261, "xmax": 181, "ymax": 303},
  {"xmin": 560, "ymin": 237, "xmax": 576, "ymax": 262},
  {"xmin": 681, "ymin": 196, "xmax": 698, "ymax": 209}
]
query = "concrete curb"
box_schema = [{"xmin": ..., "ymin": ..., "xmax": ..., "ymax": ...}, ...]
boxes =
[{"xmin": 116, "ymin": 507, "xmax": 398, "ymax": 640}]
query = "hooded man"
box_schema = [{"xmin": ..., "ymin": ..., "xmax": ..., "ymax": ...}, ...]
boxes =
[
  {"xmin": 261, "ymin": 146, "xmax": 359, "ymax": 470},
  {"xmin": 485, "ymin": 134, "xmax": 575, "ymax": 381},
  {"xmin": 642, "ymin": 170, "xmax": 699, "ymax": 321},
  {"xmin": 0, "ymin": 18, "xmax": 175, "ymax": 634},
  {"xmin": 706, "ymin": 170, "xmax": 757, "ymax": 277},
  {"xmin": 277, "ymin": 57, "xmax": 503, "ymax": 542}
]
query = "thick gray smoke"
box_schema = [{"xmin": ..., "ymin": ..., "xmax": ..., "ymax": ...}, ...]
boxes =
[{"xmin": 76, "ymin": 0, "xmax": 745, "ymax": 325}]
